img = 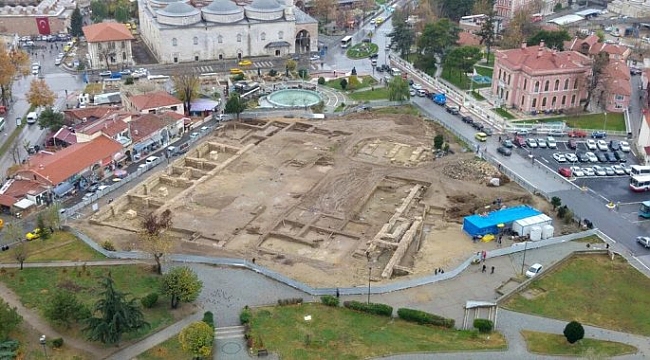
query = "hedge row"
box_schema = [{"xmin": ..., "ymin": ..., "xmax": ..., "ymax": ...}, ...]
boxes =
[
  {"xmin": 278, "ymin": 298, "xmax": 303, "ymax": 306},
  {"xmin": 320, "ymin": 295, "xmax": 339, "ymax": 307},
  {"xmin": 343, "ymin": 300, "xmax": 393, "ymax": 317},
  {"xmin": 397, "ymin": 308, "xmax": 455, "ymax": 328},
  {"xmin": 473, "ymin": 318, "xmax": 493, "ymax": 333}
]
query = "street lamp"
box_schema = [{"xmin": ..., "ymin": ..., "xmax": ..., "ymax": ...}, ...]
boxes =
[
  {"xmin": 520, "ymin": 240, "xmax": 528, "ymax": 275},
  {"xmin": 367, "ymin": 264, "xmax": 372, "ymax": 304},
  {"xmin": 39, "ymin": 335, "xmax": 48, "ymax": 360},
  {"xmin": 603, "ymin": 112, "xmax": 608, "ymax": 131}
]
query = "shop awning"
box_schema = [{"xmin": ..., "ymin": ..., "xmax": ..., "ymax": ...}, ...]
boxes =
[
  {"xmin": 134, "ymin": 139, "xmax": 155, "ymax": 152},
  {"xmin": 52, "ymin": 182, "xmax": 74, "ymax": 197}
]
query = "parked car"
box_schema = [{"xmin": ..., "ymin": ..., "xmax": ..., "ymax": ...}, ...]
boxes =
[
  {"xmin": 546, "ymin": 137, "xmax": 557, "ymax": 149},
  {"xmin": 604, "ymin": 166, "xmax": 616, "ymax": 176},
  {"xmin": 577, "ymin": 152, "xmax": 590, "ymax": 162},
  {"xmin": 502, "ymin": 139, "xmax": 514, "ymax": 148},
  {"xmin": 483, "ymin": 128, "xmax": 493, "ymax": 136},
  {"xmin": 595, "ymin": 152, "xmax": 608, "ymax": 163},
  {"xmin": 445, "ymin": 105, "xmax": 460, "ymax": 115},
  {"xmin": 637, "ymin": 236, "xmax": 650, "ymax": 248},
  {"xmin": 537, "ymin": 138, "xmax": 547, "ymax": 148},
  {"xmin": 472, "ymin": 122, "xmax": 485, "ymax": 131},
  {"xmin": 592, "ymin": 165, "xmax": 607, "ymax": 176},
  {"xmin": 525, "ymin": 263, "xmax": 543, "ymax": 277},
  {"xmin": 592, "ymin": 131, "xmax": 607, "ymax": 139},
  {"xmin": 26, "ymin": 228, "xmax": 42, "ymax": 241},
  {"xmin": 585, "ymin": 151, "xmax": 598, "ymax": 162},
  {"xmin": 558, "ymin": 167, "xmax": 572, "ymax": 177},
  {"xmin": 604, "ymin": 152, "xmax": 617, "ymax": 163},
  {"xmin": 619, "ymin": 141, "xmax": 631, "ymax": 152},
  {"xmin": 553, "ymin": 152, "xmax": 567, "ymax": 162},
  {"xmin": 568, "ymin": 139, "xmax": 577, "ymax": 150},
  {"xmin": 497, "ymin": 146, "xmax": 512, "ymax": 156},
  {"xmin": 586, "ymin": 139, "xmax": 597, "ymax": 150},
  {"xmin": 565, "ymin": 153, "xmax": 578, "ymax": 163},
  {"xmin": 568, "ymin": 129, "xmax": 587, "ymax": 138},
  {"xmin": 526, "ymin": 138, "xmax": 538, "ymax": 148},
  {"xmin": 609, "ymin": 140, "xmax": 621, "ymax": 151},
  {"xmin": 612, "ymin": 165, "xmax": 626, "ymax": 175},
  {"xmin": 620, "ymin": 163, "xmax": 632, "ymax": 174},
  {"xmin": 514, "ymin": 136, "xmax": 526, "ymax": 148},
  {"xmin": 596, "ymin": 139, "xmax": 609, "ymax": 151},
  {"xmin": 475, "ymin": 132, "xmax": 487, "ymax": 142},
  {"xmin": 461, "ymin": 115, "xmax": 474, "ymax": 124},
  {"xmin": 99, "ymin": 70, "xmax": 112, "ymax": 77},
  {"xmin": 570, "ymin": 166, "xmax": 585, "ymax": 177}
]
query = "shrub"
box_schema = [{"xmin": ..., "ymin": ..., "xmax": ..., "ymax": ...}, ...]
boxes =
[
  {"xmin": 268, "ymin": 69, "xmax": 278, "ymax": 77},
  {"xmin": 233, "ymin": 73, "xmax": 245, "ymax": 81},
  {"xmin": 473, "ymin": 318, "xmax": 493, "ymax": 333},
  {"xmin": 124, "ymin": 76, "xmax": 134, "ymax": 85},
  {"xmin": 240, "ymin": 307, "xmax": 252, "ymax": 325},
  {"xmin": 317, "ymin": 76, "xmax": 325, "ymax": 85},
  {"xmin": 51, "ymin": 338, "xmax": 64, "ymax": 348},
  {"xmin": 278, "ymin": 298, "xmax": 303, "ymax": 306},
  {"xmin": 564, "ymin": 320, "xmax": 585, "ymax": 344},
  {"xmin": 102, "ymin": 240, "xmax": 115, "ymax": 251},
  {"xmin": 320, "ymin": 295, "xmax": 339, "ymax": 307},
  {"xmin": 557, "ymin": 205, "xmax": 568, "ymax": 219},
  {"xmin": 202, "ymin": 311, "xmax": 215, "ymax": 330},
  {"xmin": 397, "ymin": 308, "xmax": 455, "ymax": 328},
  {"xmin": 343, "ymin": 300, "xmax": 393, "ymax": 317},
  {"xmin": 140, "ymin": 293, "xmax": 159, "ymax": 309}
]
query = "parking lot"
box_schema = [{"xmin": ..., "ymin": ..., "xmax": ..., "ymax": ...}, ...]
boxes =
[{"xmin": 502, "ymin": 136, "xmax": 649, "ymax": 204}]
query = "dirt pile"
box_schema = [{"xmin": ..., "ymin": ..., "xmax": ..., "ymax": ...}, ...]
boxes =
[{"xmin": 442, "ymin": 159, "xmax": 500, "ymax": 182}]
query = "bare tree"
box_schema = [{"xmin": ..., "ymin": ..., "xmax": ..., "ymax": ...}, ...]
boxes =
[
  {"xmin": 97, "ymin": 46, "xmax": 116, "ymax": 70},
  {"xmin": 4, "ymin": 223, "xmax": 27, "ymax": 270},
  {"xmin": 171, "ymin": 72, "xmax": 200, "ymax": 115},
  {"xmin": 583, "ymin": 52, "xmax": 610, "ymax": 111},
  {"xmin": 139, "ymin": 209, "xmax": 173, "ymax": 275},
  {"xmin": 500, "ymin": 7, "xmax": 541, "ymax": 49},
  {"xmin": 10, "ymin": 141, "xmax": 22, "ymax": 164}
]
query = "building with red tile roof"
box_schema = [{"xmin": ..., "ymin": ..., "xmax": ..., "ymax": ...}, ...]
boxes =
[
  {"xmin": 457, "ymin": 32, "xmax": 481, "ymax": 47},
  {"xmin": 82, "ymin": 23, "xmax": 135, "ymax": 70},
  {"xmin": 64, "ymin": 106, "xmax": 120, "ymax": 126},
  {"xmin": 75, "ymin": 113, "xmax": 133, "ymax": 147},
  {"xmin": 491, "ymin": 42, "xmax": 592, "ymax": 113},
  {"xmin": 124, "ymin": 91, "xmax": 185, "ymax": 115},
  {"xmin": 129, "ymin": 113, "xmax": 185, "ymax": 158},
  {"xmin": 12, "ymin": 135, "xmax": 124, "ymax": 189},
  {"xmin": 564, "ymin": 35, "xmax": 631, "ymax": 61},
  {"xmin": 602, "ymin": 60, "xmax": 631, "ymax": 113}
]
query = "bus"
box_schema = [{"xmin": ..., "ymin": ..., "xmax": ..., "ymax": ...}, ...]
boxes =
[
  {"xmin": 631, "ymin": 165, "xmax": 650, "ymax": 176},
  {"xmin": 640, "ymin": 201, "xmax": 650, "ymax": 218},
  {"xmin": 340, "ymin": 36, "xmax": 353, "ymax": 48},
  {"xmin": 0, "ymin": 117, "xmax": 4, "ymax": 132},
  {"xmin": 630, "ymin": 175, "xmax": 650, "ymax": 192}
]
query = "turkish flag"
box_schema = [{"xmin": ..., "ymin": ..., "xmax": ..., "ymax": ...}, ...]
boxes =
[{"xmin": 35, "ymin": 17, "xmax": 50, "ymax": 35}]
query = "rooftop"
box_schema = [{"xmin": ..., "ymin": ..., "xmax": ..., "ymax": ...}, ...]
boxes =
[
  {"xmin": 130, "ymin": 114, "xmax": 177, "ymax": 143},
  {"xmin": 128, "ymin": 91, "xmax": 182, "ymax": 111},
  {"xmin": 496, "ymin": 43, "xmax": 592, "ymax": 73},
  {"xmin": 82, "ymin": 23, "xmax": 135, "ymax": 42}
]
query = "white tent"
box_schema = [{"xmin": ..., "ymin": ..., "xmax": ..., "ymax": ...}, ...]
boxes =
[
  {"xmin": 548, "ymin": 15, "xmax": 584, "ymax": 26},
  {"xmin": 13, "ymin": 198, "xmax": 35, "ymax": 210}
]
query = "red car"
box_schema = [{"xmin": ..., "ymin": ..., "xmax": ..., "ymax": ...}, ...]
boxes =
[
  {"xmin": 558, "ymin": 167, "xmax": 572, "ymax": 178},
  {"xmin": 568, "ymin": 130, "xmax": 587, "ymax": 138},
  {"xmin": 513, "ymin": 136, "xmax": 526, "ymax": 148}
]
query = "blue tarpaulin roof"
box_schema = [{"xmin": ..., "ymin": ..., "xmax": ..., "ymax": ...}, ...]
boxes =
[
  {"xmin": 462, "ymin": 205, "xmax": 542, "ymax": 237},
  {"xmin": 190, "ymin": 98, "xmax": 220, "ymax": 112},
  {"xmin": 52, "ymin": 182, "xmax": 74, "ymax": 198}
]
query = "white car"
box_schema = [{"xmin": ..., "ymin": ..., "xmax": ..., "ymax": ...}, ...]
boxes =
[
  {"xmin": 310, "ymin": 54, "xmax": 320, "ymax": 61},
  {"xmin": 526, "ymin": 138, "xmax": 538, "ymax": 148},
  {"xmin": 570, "ymin": 166, "xmax": 585, "ymax": 177},
  {"xmin": 586, "ymin": 139, "xmax": 597, "ymax": 150},
  {"xmin": 619, "ymin": 141, "xmax": 631, "ymax": 152},
  {"xmin": 409, "ymin": 89, "xmax": 416, "ymax": 96},
  {"xmin": 620, "ymin": 163, "xmax": 631, "ymax": 174},
  {"xmin": 585, "ymin": 151, "xmax": 598, "ymax": 162},
  {"xmin": 612, "ymin": 165, "xmax": 626, "ymax": 175},
  {"xmin": 565, "ymin": 153, "xmax": 578, "ymax": 163},
  {"xmin": 546, "ymin": 137, "xmax": 557, "ymax": 149},
  {"xmin": 592, "ymin": 165, "xmax": 607, "ymax": 176},
  {"xmin": 525, "ymin": 263, "xmax": 543, "ymax": 278},
  {"xmin": 412, "ymin": 83, "xmax": 423, "ymax": 90},
  {"xmin": 582, "ymin": 167, "xmax": 595, "ymax": 176},
  {"xmin": 54, "ymin": 57, "xmax": 62, "ymax": 66},
  {"xmin": 537, "ymin": 138, "xmax": 547, "ymax": 148},
  {"xmin": 552, "ymin": 152, "xmax": 567, "ymax": 162},
  {"xmin": 597, "ymin": 139, "xmax": 608, "ymax": 151}
]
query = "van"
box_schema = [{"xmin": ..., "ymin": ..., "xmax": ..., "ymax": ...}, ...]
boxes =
[
  {"xmin": 26, "ymin": 111, "xmax": 38, "ymax": 125},
  {"xmin": 145, "ymin": 156, "xmax": 159, "ymax": 165},
  {"xmin": 475, "ymin": 132, "xmax": 488, "ymax": 142}
]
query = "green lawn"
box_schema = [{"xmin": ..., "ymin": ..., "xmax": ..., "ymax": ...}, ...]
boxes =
[
  {"xmin": 538, "ymin": 112, "xmax": 626, "ymax": 132},
  {"xmin": 494, "ymin": 107, "xmax": 516, "ymax": 119},
  {"xmin": 521, "ymin": 330, "xmax": 637, "ymax": 357},
  {"xmin": 346, "ymin": 43, "xmax": 379, "ymax": 59},
  {"xmin": 349, "ymin": 88, "xmax": 389, "ymax": 101},
  {"xmin": 503, "ymin": 254, "xmax": 650, "ymax": 336},
  {"xmin": 0, "ymin": 265, "xmax": 184, "ymax": 343},
  {"xmin": 471, "ymin": 91, "xmax": 485, "ymax": 101},
  {"xmin": 138, "ymin": 336, "xmax": 186, "ymax": 360},
  {"xmin": 441, "ymin": 68, "xmax": 492, "ymax": 91},
  {"xmin": 474, "ymin": 65, "xmax": 494, "ymax": 78},
  {"xmin": 325, "ymin": 75, "xmax": 377, "ymax": 91},
  {"xmin": 0, "ymin": 231, "xmax": 105, "ymax": 263},
  {"xmin": 371, "ymin": 105, "xmax": 420, "ymax": 116},
  {"xmin": 249, "ymin": 303, "xmax": 506, "ymax": 359}
]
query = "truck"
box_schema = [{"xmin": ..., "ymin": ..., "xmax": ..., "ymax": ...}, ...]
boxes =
[{"xmin": 431, "ymin": 93, "xmax": 446, "ymax": 106}]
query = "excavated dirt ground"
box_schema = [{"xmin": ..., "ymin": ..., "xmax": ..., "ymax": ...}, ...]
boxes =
[{"xmin": 77, "ymin": 112, "xmax": 536, "ymax": 287}]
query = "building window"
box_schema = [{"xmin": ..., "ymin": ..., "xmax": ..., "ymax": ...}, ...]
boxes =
[
  {"xmin": 505, "ymin": 91, "xmax": 509, "ymax": 101},
  {"xmin": 237, "ymin": 34, "xmax": 242, "ymax": 42},
  {"xmin": 261, "ymin": 32, "xmax": 266, "ymax": 41},
  {"xmin": 523, "ymin": 79, "xmax": 527, "ymax": 90},
  {"xmin": 193, "ymin": 36, "xmax": 199, "ymax": 45},
  {"xmin": 218, "ymin": 35, "xmax": 223, "ymax": 44},
  {"xmin": 552, "ymin": 96, "xmax": 556, "ymax": 107},
  {"xmin": 521, "ymin": 95, "xmax": 525, "ymax": 106},
  {"xmin": 498, "ymin": 69, "xmax": 502, "ymax": 79},
  {"xmin": 615, "ymin": 94, "xmax": 624, "ymax": 101},
  {"xmin": 562, "ymin": 95, "xmax": 566, "ymax": 105},
  {"xmin": 574, "ymin": 80, "xmax": 578, "ymax": 89},
  {"xmin": 218, "ymin": 54, "xmax": 223, "ymax": 60},
  {"xmin": 542, "ymin": 97, "xmax": 547, "ymax": 107},
  {"xmin": 544, "ymin": 80, "xmax": 549, "ymax": 92},
  {"xmin": 564, "ymin": 79, "xmax": 569, "ymax": 90},
  {"xmin": 532, "ymin": 98, "xmax": 537, "ymax": 108},
  {"xmin": 122, "ymin": 52, "xmax": 126, "ymax": 60},
  {"xmin": 534, "ymin": 81, "xmax": 539, "ymax": 92},
  {"xmin": 275, "ymin": 49, "xmax": 281, "ymax": 56},
  {"xmin": 195, "ymin": 55, "xmax": 199, "ymax": 61},
  {"xmin": 554, "ymin": 79, "xmax": 559, "ymax": 91},
  {"xmin": 507, "ymin": 74, "xmax": 511, "ymax": 85},
  {"xmin": 571, "ymin": 94, "xmax": 576, "ymax": 105},
  {"xmin": 172, "ymin": 38, "xmax": 178, "ymax": 47},
  {"xmin": 278, "ymin": 31, "xmax": 284, "ymax": 39},
  {"xmin": 98, "ymin": 43, "xmax": 103, "ymax": 50},
  {"xmin": 121, "ymin": 41, "xmax": 125, "ymax": 49}
]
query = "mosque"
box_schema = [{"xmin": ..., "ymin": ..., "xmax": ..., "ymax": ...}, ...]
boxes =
[{"xmin": 138, "ymin": 0, "xmax": 318, "ymax": 64}]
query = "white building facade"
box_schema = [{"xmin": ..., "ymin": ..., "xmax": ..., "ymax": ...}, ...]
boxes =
[{"xmin": 138, "ymin": 0, "xmax": 318, "ymax": 64}]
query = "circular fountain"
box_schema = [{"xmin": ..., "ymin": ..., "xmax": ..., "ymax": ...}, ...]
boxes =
[{"xmin": 264, "ymin": 89, "xmax": 322, "ymax": 108}]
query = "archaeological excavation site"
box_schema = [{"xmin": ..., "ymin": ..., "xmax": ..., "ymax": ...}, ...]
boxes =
[{"xmin": 80, "ymin": 111, "xmax": 535, "ymax": 287}]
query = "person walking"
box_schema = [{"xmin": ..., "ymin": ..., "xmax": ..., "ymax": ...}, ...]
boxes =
[
  {"xmin": 482, "ymin": 264, "xmax": 487, "ymax": 273},
  {"xmin": 491, "ymin": 266, "xmax": 495, "ymax": 274}
]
